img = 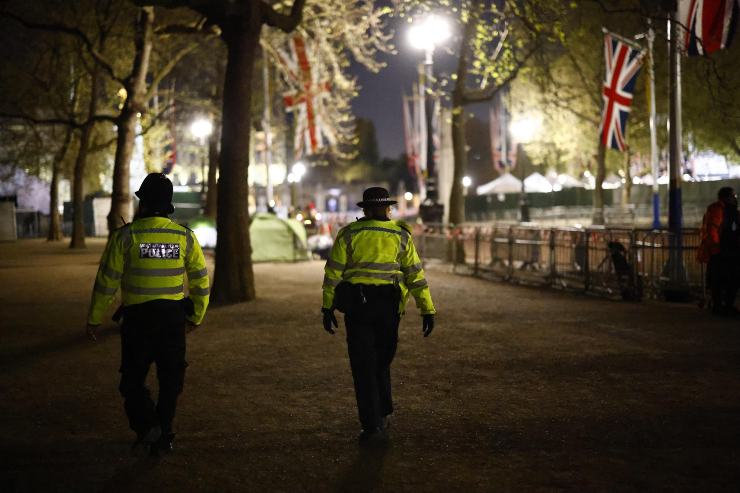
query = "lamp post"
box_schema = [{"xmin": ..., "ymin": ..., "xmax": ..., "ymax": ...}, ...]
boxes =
[
  {"xmin": 190, "ymin": 117, "xmax": 213, "ymax": 201},
  {"xmin": 462, "ymin": 176, "xmax": 472, "ymax": 196},
  {"xmin": 510, "ymin": 115, "xmax": 540, "ymax": 223},
  {"xmin": 408, "ymin": 14, "xmax": 451, "ymax": 222}
]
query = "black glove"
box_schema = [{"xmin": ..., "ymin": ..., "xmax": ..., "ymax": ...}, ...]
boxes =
[
  {"xmin": 422, "ymin": 314, "xmax": 435, "ymax": 337},
  {"xmin": 322, "ymin": 308, "xmax": 338, "ymax": 335}
]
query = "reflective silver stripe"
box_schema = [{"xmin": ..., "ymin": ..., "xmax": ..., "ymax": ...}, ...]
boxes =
[
  {"xmin": 124, "ymin": 284, "xmax": 184, "ymax": 295},
  {"xmin": 188, "ymin": 268, "xmax": 208, "ymax": 279},
  {"xmin": 102, "ymin": 264, "xmax": 123, "ymax": 280},
  {"xmin": 347, "ymin": 261, "xmax": 400, "ymax": 271},
  {"xmin": 402, "ymin": 262, "xmax": 423, "ymax": 276},
  {"xmin": 352, "ymin": 226, "xmax": 405, "ymax": 236},
  {"xmin": 190, "ymin": 286, "xmax": 210, "ymax": 296},
  {"xmin": 94, "ymin": 282, "xmax": 117, "ymax": 295},
  {"xmin": 322, "ymin": 276, "xmax": 340, "ymax": 288},
  {"xmin": 343, "ymin": 271, "xmax": 401, "ymax": 282},
  {"xmin": 131, "ymin": 228, "xmax": 187, "ymax": 236},
  {"xmin": 400, "ymin": 232, "xmax": 409, "ymax": 251},
  {"xmin": 407, "ymin": 279, "xmax": 428, "ymax": 290},
  {"xmin": 186, "ymin": 230, "xmax": 194, "ymax": 257},
  {"xmin": 326, "ymin": 258, "xmax": 345, "ymax": 271},
  {"xmin": 129, "ymin": 267, "xmax": 185, "ymax": 277}
]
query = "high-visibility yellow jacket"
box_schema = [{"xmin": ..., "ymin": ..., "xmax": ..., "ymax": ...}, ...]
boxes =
[
  {"xmin": 87, "ymin": 216, "xmax": 210, "ymax": 326},
  {"xmin": 322, "ymin": 218, "xmax": 435, "ymax": 315}
]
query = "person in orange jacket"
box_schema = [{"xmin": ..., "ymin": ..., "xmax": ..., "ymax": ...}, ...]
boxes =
[{"xmin": 698, "ymin": 187, "xmax": 739, "ymax": 315}]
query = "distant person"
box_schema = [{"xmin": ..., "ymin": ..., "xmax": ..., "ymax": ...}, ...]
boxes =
[
  {"xmin": 697, "ymin": 186, "xmax": 739, "ymax": 316},
  {"xmin": 321, "ymin": 187, "xmax": 436, "ymax": 443},
  {"xmin": 86, "ymin": 173, "xmax": 210, "ymax": 454}
]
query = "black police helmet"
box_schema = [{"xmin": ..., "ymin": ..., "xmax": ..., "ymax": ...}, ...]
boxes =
[
  {"xmin": 357, "ymin": 187, "xmax": 397, "ymax": 208},
  {"xmin": 135, "ymin": 173, "xmax": 175, "ymax": 214}
]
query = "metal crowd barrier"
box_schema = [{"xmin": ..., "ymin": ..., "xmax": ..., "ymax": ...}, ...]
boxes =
[{"xmin": 416, "ymin": 224, "xmax": 704, "ymax": 301}]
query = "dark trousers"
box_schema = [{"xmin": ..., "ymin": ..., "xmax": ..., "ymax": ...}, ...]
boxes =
[
  {"xmin": 344, "ymin": 285, "xmax": 400, "ymax": 431},
  {"xmin": 707, "ymin": 255, "xmax": 739, "ymax": 311},
  {"xmin": 119, "ymin": 299, "xmax": 187, "ymax": 435}
]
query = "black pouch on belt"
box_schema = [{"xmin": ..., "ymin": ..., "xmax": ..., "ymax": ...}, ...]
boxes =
[{"xmin": 334, "ymin": 281, "xmax": 366, "ymax": 314}]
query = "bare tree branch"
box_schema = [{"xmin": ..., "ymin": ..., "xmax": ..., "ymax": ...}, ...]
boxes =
[
  {"xmin": 0, "ymin": 10, "xmax": 125, "ymax": 85},
  {"xmin": 261, "ymin": 0, "xmax": 306, "ymax": 33}
]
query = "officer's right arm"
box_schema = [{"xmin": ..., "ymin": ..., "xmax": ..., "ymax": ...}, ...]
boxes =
[
  {"xmin": 322, "ymin": 228, "xmax": 348, "ymax": 310},
  {"xmin": 400, "ymin": 236, "xmax": 436, "ymax": 315},
  {"xmin": 87, "ymin": 230, "xmax": 125, "ymax": 325}
]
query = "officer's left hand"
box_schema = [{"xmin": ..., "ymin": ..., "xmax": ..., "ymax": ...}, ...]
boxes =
[
  {"xmin": 86, "ymin": 324, "xmax": 100, "ymax": 342},
  {"xmin": 422, "ymin": 314, "xmax": 435, "ymax": 338},
  {"xmin": 322, "ymin": 308, "xmax": 338, "ymax": 335}
]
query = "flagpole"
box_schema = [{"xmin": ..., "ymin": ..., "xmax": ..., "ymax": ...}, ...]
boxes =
[
  {"xmin": 664, "ymin": 5, "xmax": 689, "ymax": 299},
  {"xmin": 262, "ymin": 53, "xmax": 273, "ymax": 210},
  {"xmin": 647, "ymin": 22, "xmax": 660, "ymax": 229}
]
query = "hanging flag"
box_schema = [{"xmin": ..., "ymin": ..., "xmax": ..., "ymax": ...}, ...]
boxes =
[
  {"xmin": 599, "ymin": 31, "xmax": 645, "ymax": 152},
  {"xmin": 279, "ymin": 35, "xmax": 334, "ymax": 158},
  {"xmin": 489, "ymin": 93, "xmax": 516, "ymax": 173},
  {"xmin": 402, "ymin": 94, "xmax": 419, "ymax": 177},
  {"xmin": 679, "ymin": 0, "xmax": 738, "ymax": 55}
]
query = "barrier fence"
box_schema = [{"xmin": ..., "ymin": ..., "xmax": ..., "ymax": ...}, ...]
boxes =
[{"xmin": 416, "ymin": 224, "xmax": 705, "ymax": 302}]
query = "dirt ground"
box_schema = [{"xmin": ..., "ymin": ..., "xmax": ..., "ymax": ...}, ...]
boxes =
[{"xmin": 1, "ymin": 239, "xmax": 739, "ymax": 492}]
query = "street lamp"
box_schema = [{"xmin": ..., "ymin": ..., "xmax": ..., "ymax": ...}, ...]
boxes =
[
  {"xmin": 190, "ymin": 117, "xmax": 213, "ymax": 198},
  {"xmin": 408, "ymin": 14, "xmax": 451, "ymax": 222},
  {"xmin": 509, "ymin": 114, "xmax": 541, "ymax": 223},
  {"xmin": 462, "ymin": 176, "xmax": 472, "ymax": 196}
]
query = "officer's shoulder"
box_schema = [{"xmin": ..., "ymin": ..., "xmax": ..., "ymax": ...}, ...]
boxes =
[{"xmin": 394, "ymin": 220, "xmax": 413, "ymax": 235}]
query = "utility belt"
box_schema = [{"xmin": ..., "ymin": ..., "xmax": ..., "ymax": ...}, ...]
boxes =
[
  {"xmin": 112, "ymin": 297, "xmax": 195, "ymax": 323},
  {"xmin": 334, "ymin": 282, "xmax": 400, "ymax": 314}
]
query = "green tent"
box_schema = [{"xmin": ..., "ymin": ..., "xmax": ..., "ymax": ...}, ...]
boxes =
[{"xmin": 250, "ymin": 212, "xmax": 310, "ymax": 262}]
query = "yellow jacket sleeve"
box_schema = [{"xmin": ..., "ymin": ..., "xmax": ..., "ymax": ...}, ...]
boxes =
[
  {"xmin": 400, "ymin": 235, "xmax": 436, "ymax": 315},
  {"xmin": 322, "ymin": 227, "xmax": 349, "ymax": 309},
  {"xmin": 185, "ymin": 229, "xmax": 210, "ymax": 325},
  {"xmin": 87, "ymin": 229, "xmax": 125, "ymax": 325}
]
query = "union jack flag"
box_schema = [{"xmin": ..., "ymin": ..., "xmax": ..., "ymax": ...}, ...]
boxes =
[
  {"xmin": 279, "ymin": 36, "xmax": 334, "ymax": 158},
  {"xmin": 599, "ymin": 31, "xmax": 645, "ymax": 152}
]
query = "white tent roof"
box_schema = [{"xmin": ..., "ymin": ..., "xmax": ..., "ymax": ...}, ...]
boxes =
[
  {"xmin": 476, "ymin": 173, "xmax": 522, "ymax": 195},
  {"xmin": 603, "ymin": 173, "xmax": 622, "ymax": 189},
  {"xmin": 524, "ymin": 172, "xmax": 553, "ymax": 193},
  {"xmin": 555, "ymin": 174, "xmax": 584, "ymax": 188}
]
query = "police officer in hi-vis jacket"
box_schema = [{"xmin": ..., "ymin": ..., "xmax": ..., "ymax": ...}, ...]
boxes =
[
  {"xmin": 321, "ymin": 187, "xmax": 436, "ymax": 442},
  {"xmin": 86, "ymin": 173, "xmax": 209, "ymax": 454}
]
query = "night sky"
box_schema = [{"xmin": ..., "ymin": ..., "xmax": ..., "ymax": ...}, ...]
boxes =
[{"xmin": 349, "ymin": 17, "xmax": 459, "ymax": 160}]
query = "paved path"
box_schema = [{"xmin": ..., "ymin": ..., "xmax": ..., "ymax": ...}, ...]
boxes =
[{"xmin": 1, "ymin": 239, "xmax": 739, "ymax": 492}]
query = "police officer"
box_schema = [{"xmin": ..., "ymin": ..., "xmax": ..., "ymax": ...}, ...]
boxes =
[
  {"xmin": 86, "ymin": 173, "xmax": 210, "ymax": 454},
  {"xmin": 321, "ymin": 187, "xmax": 436, "ymax": 442}
]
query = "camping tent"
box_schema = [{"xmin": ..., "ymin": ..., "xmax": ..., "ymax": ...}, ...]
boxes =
[
  {"xmin": 603, "ymin": 173, "xmax": 622, "ymax": 189},
  {"xmin": 524, "ymin": 172, "xmax": 553, "ymax": 193},
  {"xmin": 476, "ymin": 173, "xmax": 523, "ymax": 195},
  {"xmin": 250, "ymin": 212, "xmax": 310, "ymax": 262}
]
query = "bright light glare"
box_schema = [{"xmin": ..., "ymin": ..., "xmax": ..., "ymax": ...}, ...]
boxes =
[
  {"xmin": 287, "ymin": 173, "xmax": 296, "ymax": 183},
  {"xmin": 509, "ymin": 114, "xmax": 542, "ymax": 143},
  {"xmin": 190, "ymin": 118, "xmax": 213, "ymax": 140},
  {"xmin": 315, "ymin": 212, "xmax": 323, "ymax": 221},
  {"xmin": 404, "ymin": 192, "xmax": 413, "ymax": 201},
  {"xmin": 462, "ymin": 176, "xmax": 472, "ymax": 187},
  {"xmin": 408, "ymin": 14, "xmax": 452, "ymax": 51},
  {"xmin": 192, "ymin": 224, "xmax": 217, "ymax": 249},
  {"xmin": 296, "ymin": 213, "xmax": 304, "ymax": 221},
  {"xmin": 268, "ymin": 200, "xmax": 276, "ymax": 208},
  {"xmin": 304, "ymin": 219, "xmax": 312, "ymax": 225},
  {"xmin": 292, "ymin": 162, "xmax": 307, "ymax": 179}
]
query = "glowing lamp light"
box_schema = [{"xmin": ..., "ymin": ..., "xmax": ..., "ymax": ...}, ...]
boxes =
[
  {"xmin": 408, "ymin": 14, "xmax": 452, "ymax": 52},
  {"xmin": 315, "ymin": 212, "xmax": 323, "ymax": 221},
  {"xmin": 190, "ymin": 118, "xmax": 213, "ymax": 140},
  {"xmin": 296, "ymin": 213, "xmax": 304, "ymax": 221},
  {"xmin": 462, "ymin": 176, "xmax": 472, "ymax": 188},
  {"xmin": 292, "ymin": 162, "xmax": 307, "ymax": 180},
  {"xmin": 404, "ymin": 192, "xmax": 414, "ymax": 201},
  {"xmin": 509, "ymin": 114, "xmax": 542, "ymax": 144}
]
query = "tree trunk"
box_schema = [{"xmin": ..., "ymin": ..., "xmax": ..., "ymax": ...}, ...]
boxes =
[
  {"xmin": 448, "ymin": 101, "xmax": 467, "ymax": 225},
  {"xmin": 211, "ymin": 18, "xmax": 261, "ymax": 303},
  {"xmin": 48, "ymin": 127, "xmax": 72, "ymax": 241},
  {"xmin": 204, "ymin": 126, "xmax": 219, "ymax": 219},
  {"xmin": 69, "ymin": 68, "xmax": 101, "ymax": 249},
  {"xmin": 107, "ymin": 7, "xmax": 154, "ymax": 234},
  {"xmin": 592, "ymin": 141, "xmax": 606, "ymax": 225}
]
